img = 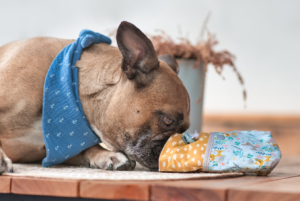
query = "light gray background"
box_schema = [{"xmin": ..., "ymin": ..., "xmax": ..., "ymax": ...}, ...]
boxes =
[{"xmin": 0, "ymin": 0, "xmax": 299, "ymax": 115}]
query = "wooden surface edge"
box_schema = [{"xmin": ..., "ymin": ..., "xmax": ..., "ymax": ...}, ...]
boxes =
[
  {"xmin": 80, "ymin": 180, "xmax": 150, "ymax": 200},
  {"xmin": 151, "ymin": 184, "xmax": 225, "ymax": 201},
  {"xmin": 228, "ymin": 188, "xmax": 300, "ymax": 201},
  {"xmin": 227, "ymin": 175, "xmax": 300, "ymax": 201},
  {"xmin": 11, "ymin": 177, "xmax": 80, "ymax": 197},
  {"xmin": 0, "ymin": 176, "xmax": 11, "ymax": 193},
  {"xmin": 149, "ymin": 172, "xmax": 299, "ymax": 201}
]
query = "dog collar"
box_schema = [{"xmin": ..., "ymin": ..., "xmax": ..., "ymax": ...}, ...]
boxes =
[{"xmin": 42, "ymin": 30, "xmax": 111, "ymax": 167}]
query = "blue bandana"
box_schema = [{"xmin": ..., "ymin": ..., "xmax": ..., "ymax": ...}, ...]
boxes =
[{"xmin": 42, "ymin": 30, "xmax": 111, "ymax": 167}]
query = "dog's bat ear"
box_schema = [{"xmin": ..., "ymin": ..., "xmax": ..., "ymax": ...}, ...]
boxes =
[
  {"xmin": 116, "ymin": 21, "xmax": 159, "ymax": 84},
  {"xmin": 158, "ymin": 54, "xmax": 179, "ymax": 74}
]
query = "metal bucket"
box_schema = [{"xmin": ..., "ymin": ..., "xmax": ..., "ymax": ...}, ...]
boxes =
[{"xmin": 178, "ymin": 59, "xmax": 205, "ymax": 133}]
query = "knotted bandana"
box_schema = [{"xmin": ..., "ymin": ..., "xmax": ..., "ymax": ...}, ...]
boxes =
[{"xmin": 42, "ymin": 30, "xmax": 111, "ymax": 167}]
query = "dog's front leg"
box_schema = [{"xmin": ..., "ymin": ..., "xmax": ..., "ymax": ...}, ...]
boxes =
[
  {"xmin": 63, "ymin": 145, "xmax": 136, "ymax": 171},
  {"xmin": 0, "ymin": 142, "xmax": 13, "ymax": 173}
]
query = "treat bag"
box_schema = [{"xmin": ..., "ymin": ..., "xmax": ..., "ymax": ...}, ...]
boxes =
[
  {"xmin": 159, "ymin": 132, "xmax": 210, "ymax": 172},
  {"xmin": 159, "ymin": 130, "xmax": 281, "ymax": 176}
]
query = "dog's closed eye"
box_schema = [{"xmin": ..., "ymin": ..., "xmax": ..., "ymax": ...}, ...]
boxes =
[
  {"xmin": 163, "ymin": 117, "xmax": 173, "ymax": 126},
  {"xmin": 155, "ymin": 110, "xmax": 183, "ymax": 131}
]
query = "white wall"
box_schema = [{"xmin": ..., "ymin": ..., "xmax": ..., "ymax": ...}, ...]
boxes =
[{"xmin": 0, "ymin": 0, "xmax": 299, "ymax": 115}]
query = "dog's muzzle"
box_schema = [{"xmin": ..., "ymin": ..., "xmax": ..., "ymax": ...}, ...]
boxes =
[{"xmin": 126, "ymin": 136, "xmax": 169, "ymax": 170}]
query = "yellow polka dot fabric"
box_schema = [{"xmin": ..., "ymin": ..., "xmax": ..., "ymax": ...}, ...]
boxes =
[{"xmin": 159, "ymin": 132, "xmax": 209, "ymax": 172}]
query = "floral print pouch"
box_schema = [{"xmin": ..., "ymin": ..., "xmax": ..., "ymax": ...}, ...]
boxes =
[{"xmin": 159, "ymin": 130, "xmax": 281, "ymax": 176}]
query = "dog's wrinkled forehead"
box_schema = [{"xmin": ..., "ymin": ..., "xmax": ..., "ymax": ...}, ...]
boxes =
[
  {"xmin": 126, "ymin": 64, "xmax": 190, "ymax": 133},
  {"xmin": 147, "ymin": 61, "xmax": 187, "ymax": 101}
]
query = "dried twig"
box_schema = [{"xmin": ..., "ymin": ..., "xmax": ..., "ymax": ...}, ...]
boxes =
[
  {"xmin": 106, "ymin": 19, "xmax": 247, "ymax": 106},
  {"xmin": 149, "ymin": 23, "xmax": 246, "ymax": 105}
]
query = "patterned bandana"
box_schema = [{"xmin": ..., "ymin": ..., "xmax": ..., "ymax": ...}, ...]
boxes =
[{"xmin": 42, "ymin": 30, "xmax": 111, "ymax": 167}]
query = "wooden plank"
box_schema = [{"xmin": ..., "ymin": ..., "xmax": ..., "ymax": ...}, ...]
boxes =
[
  {"xmin": 271, "ymin": 156, "xmax": 300, "ymax": 174},
  {"xmin": 203, "ymin": 114, "xmax": 300, "ymax": 127},
  {"xmin": 0, "ymin": 176, "xmax": 11, "ymax": 193},
  {"xmin": 275, "ymin": 156, "xmax": 300, "ymax": 167},
  {"xmin": 11, "ymin": 177, "xmax": 79, "ymax": 197},
  {"xmin": 151, "ymin": 172, "xmax": 297, "ymax": 201},
  {"xmin": 152, "ymin": 185, "xmax": 224, "ymax": 201},
  {"xmin": 273, "ymin": 164, "xmax": 300, "ymax": 175},
  {"xmin": 80, "ymin": 180, "xmax": 150, "ymax": 200},
  {"xmin": 228, "ymin": 176, "xmax": 300, "ymax": 201}
]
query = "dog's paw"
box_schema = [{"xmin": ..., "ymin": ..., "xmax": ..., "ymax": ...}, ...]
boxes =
[
  {"xmin": 0, "ymin": 150, "xmax": 13, "ymax": 174},
  {"xmin": 89, "ymin": 151, "xmax": 136, "ymax": 171}
]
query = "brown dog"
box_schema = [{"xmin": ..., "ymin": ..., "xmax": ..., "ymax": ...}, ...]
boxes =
[{"xmin": 0, "ymin": 21, "xmax": 190, "ymax": 172}]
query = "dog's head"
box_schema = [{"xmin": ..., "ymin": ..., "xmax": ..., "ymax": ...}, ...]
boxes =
[{"xmin": 81, "ymin": 21, "xmax": 190, "ymax": 169}]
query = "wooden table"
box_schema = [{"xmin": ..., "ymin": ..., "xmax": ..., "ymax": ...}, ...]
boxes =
[{"xmin": 0, "ymin": 156, "xmax": 299, "ymax": 201}]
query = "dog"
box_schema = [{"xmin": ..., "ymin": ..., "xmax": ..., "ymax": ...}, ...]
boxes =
[{"xmin": 0, "ymin": 21, "xmax": 190, "ymax": 172}]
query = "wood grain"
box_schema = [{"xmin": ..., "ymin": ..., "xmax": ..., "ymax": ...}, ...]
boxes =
[
  {"xmin": 152, "ymin": 185, "xmax": 224, "ymax": 201},
  {"xmin": 228, "ymin": 176, "xmax": 300, "ymax": 201},
  {"xmin": 80, "ymin": 181, "xmax": 150, "ymax": 200},
  {"xmin": 203, "ymin": 114, "xmax": 300, "ymax": 126},
  {"xmin": 151, "ymin": 172, "xmax": 298, "ymax": 201},
  {"xmin": 0, "ymin": 176, "xmax": 11, "ymax": 193},
  {"xmin": 11, "ymin": 177, "xmax": 79, "ymax": 197}
]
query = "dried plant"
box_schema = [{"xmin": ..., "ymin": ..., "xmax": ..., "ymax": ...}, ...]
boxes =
[
  {"xmin": 149, "ymin": 29, "xmax": 246, "ymax": 105},
  {"xmin": 106, "ymin": 18, "xmax": 246, "ymax": 106}
]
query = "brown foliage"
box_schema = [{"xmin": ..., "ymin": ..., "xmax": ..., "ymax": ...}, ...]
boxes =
[
  {"xmin": 149, "ymin": 30, "xmax": 246, "ymax": 105},
  {"xmin": 106, "ymin": 23, "xmax": 246, "ymax": 105}
]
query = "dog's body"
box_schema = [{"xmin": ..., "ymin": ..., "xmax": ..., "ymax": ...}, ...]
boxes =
[{"xmin": 0, "ymin": 22, "xmax": 190, "ymax": 172}]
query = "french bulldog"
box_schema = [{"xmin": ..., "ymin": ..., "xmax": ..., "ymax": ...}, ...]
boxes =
[{"xmin": 0, "ymin": 21, "xmax": 190, "ymax": 173}]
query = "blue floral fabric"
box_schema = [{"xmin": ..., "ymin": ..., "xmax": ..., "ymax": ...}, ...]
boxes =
[
  {"xmin": 204, "ymin": 130, "xmax": 281, "ymax": 175},
  {"xmin": 42, "ymin": 30, "xmax": 111, "ymax": 167}
]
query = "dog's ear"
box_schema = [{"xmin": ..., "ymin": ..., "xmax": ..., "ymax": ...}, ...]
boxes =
[
  {"xmin": 158, "ymin": 54, "xmax": 179, "ymax": 74},
  {"xmin": 117, "ymin": 21, "xmax": 159, "ymax": 85}
]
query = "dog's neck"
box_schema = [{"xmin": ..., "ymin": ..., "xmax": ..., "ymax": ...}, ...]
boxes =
[{"xmin": 75, "ymin": 43, "xmax": 125, "ymax": 137}]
